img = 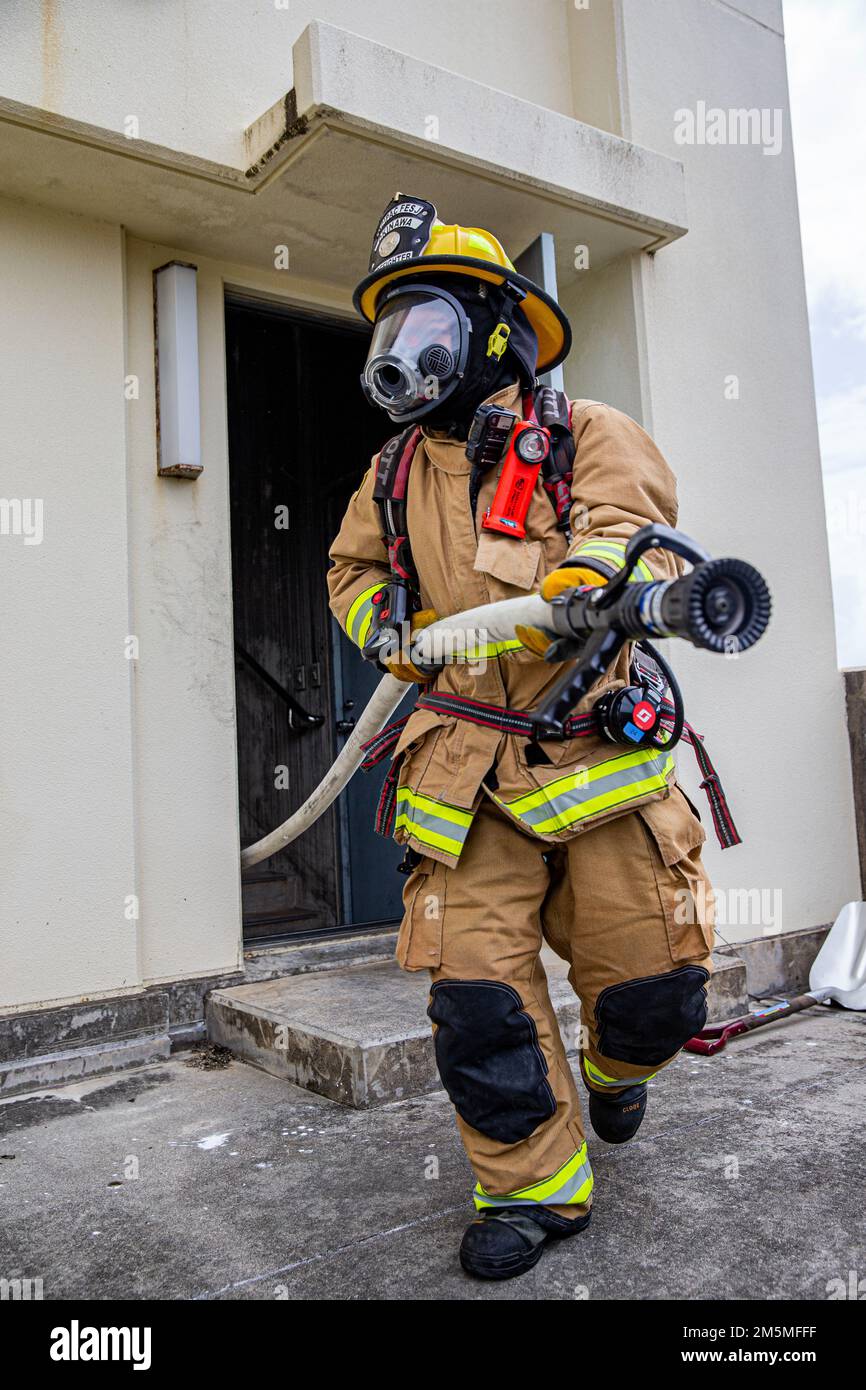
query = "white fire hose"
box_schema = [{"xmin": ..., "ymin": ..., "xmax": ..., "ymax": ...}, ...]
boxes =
[{"xmin": 240, "ymin": 593, "xmax": 550, "ymax": 869}]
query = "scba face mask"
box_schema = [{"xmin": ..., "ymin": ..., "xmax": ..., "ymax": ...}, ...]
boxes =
[{"xmin": 361, "ymin": 284, "xmax": 472, "ymax": 424}]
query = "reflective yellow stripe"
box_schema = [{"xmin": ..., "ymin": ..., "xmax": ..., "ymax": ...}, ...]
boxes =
[
  {"xmin": 397, "ymin": 788, "xmax": 473, "ymax": 828},
  {"xmin": 474, "ymin": 1143, "xmax": 593, "ymax": 1210},
  {"xmin": 507, "ymin": 745, "xmax": 663, "ymax": 814},
  {"xmin": 395, "ymin": 787, "xmax": 473, "ymax": 857},
  {"xmin": 584, "ymin": 1058, "xmax": 657, "ymax": 1090},
  {"xmin": 458, "ymin": 638, "xmax": 523, "ymax": 660},
  {"xmin": 496, "ymin": 750, "xmax": 674, "ymax": 835},
  {"xmin": 346, "ymin": 582, "xmax": 384, "ymax": 648},
  {"xmin": 570, "ymin": 537, "xmax": 654, "ymax": 582},
  {"xmin": 521, "ymin": 760, "xmax": 674, "ymax": 834}
]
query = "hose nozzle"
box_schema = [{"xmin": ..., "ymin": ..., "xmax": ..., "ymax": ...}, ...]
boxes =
[{"xmin": 654, "ymin": 558, "xmax": 771, "ymax": 652}]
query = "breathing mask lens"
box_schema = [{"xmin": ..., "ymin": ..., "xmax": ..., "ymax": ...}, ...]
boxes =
[{"xmin": 362, "ymin": 286, "xmax": 471, "ymax": 422}]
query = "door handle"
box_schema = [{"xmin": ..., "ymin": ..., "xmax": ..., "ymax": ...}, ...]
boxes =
[
  {"xmin": 336, "ymin": 698, "xmax": 356, "ymax": 735},
  {"xmin": 290, "ymin": 707, "xmax": 326, "ymax": 733}
]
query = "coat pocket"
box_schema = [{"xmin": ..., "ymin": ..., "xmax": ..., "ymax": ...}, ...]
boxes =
[
  {"xmin": 638, "ymin": 787, "xmax": 714, "ymax": 962},
  {"xmin": 473, "ymin": 529, "xmax": 541, "ymax": 591},
  {"xmin": 393, "ymin": 709, "xmax": 447, "ymax": 792},
  {"xmin": 396, "ymin": 858, "xmax": 446, "ymax": 972},
  {"xmin": 394, "ymin": 708, "xmax": 448, "ymax": 758}
]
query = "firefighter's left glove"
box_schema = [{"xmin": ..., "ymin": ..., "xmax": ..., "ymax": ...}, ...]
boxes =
[
  {"xmin": 516, "ymin": 566, "xmax": 606, "ymax": 658},
  {"xmin": 540, "ymin": 565, "xmax": 605, "ymax": 600},
  {"xmin": 384, "ymin": 609, "xmax": 440, "ymax": 684}
]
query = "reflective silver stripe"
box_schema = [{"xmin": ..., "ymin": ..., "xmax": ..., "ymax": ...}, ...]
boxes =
[
  {"xmin": 395, "ymin": 788, "xmax": 473, "ymax": 857},
  {"xmin": 502, "ymin": 750, "xmax": 675, "ymax": 835},
  {"xmin": 474, "ymin": 1146, "xmax": 594, "ymax": 1210},
  {"xmin": 570, "ymin": 538, "xmax": 654, "ymax": 582}
]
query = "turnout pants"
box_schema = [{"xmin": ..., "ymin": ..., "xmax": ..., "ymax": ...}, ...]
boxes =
[{"xmin": 397, "ymin": 789, "xmax": 714, "ymax": 1217}]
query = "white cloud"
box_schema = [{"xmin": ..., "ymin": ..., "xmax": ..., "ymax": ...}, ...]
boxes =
[{"xmin": 817, "ymin": 384, "xmax": 866, "ymax": 474}]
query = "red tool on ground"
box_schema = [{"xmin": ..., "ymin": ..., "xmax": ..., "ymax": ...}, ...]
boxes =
[{"xmin": 686, "ymin": 902, "xmax": 866, "ymax": 1055}]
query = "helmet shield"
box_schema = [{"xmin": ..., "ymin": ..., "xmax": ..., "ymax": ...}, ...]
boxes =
[{"xmin": 361, "ymin": 284, "xmax": 471, "ymax": 423}]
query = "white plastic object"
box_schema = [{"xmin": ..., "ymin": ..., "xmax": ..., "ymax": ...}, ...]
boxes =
[{"xmin": 808, "ymin": 901, "xmax": 866, "ymax": 1010}]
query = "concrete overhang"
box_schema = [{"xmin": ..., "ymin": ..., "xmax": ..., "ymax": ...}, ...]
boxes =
[{"xmin": 0, "ymin": 21, "xmax": 687, "ymax": 297}]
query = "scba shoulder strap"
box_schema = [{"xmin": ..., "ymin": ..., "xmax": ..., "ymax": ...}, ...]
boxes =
[
  {"xmin": 372, "ymin": 424, "xmax": 422, "ymax": 588},
  {"xmin": 372, "ymin": 388, "xmax": 576, "ymax": 596},
  {"xmin": 532, "ymin": 386, "xmax": 576, "ymax": 538}
]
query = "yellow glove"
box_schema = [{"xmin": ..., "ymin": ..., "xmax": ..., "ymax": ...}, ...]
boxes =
[
  {"xmin": 540, "ymin": 566, "xmax": 605, "ymax": 600},
  {"xmin": 384, "ymin": 609, "xmax": 439, "ymax": 683},
  {"xmin": 516, "ymin": 567, "xmax": 606, "ymax": 657}
]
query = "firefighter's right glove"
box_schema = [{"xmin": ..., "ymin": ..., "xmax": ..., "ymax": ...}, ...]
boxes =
[
  {"xmin": 516, "ymin": 566, "xmax": 605, "ymax": 658},
  {"xmin": 384, "ymin": 609, "xmax": 439, "ymax": 684}
]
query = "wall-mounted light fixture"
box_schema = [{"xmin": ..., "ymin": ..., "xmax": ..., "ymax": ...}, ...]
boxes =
[{"xmin": 153, "ymin": 261, "xmax": 203, "ymax": 478}]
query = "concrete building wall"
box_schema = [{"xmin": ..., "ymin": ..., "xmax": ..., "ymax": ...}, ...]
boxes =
[
  {"xmin": 0, "ymin": 0, "xmax": 577, "ymax": 166},
  {"xmin": 566, "ymin": 0, "xmax": 623, "ymax": 137},
  {"xmin": 0, "ymin": 198, "xmax": 139, "ymax": 1009},
  {"xmin": 0, "ymin": 217, "xmax": 355, "ymax": 1013},
  {"xmin": 613, "ymin": 0, "xmax": 860, "ymax": 934},
  {"xmin": 560, "ymin": 257, "xmax": 649, "ymax": 427}
]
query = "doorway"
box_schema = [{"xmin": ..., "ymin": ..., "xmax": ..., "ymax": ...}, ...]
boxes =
[{"xmin": 225, "ymin": 296, "xmax": 414, "ymax": 942}]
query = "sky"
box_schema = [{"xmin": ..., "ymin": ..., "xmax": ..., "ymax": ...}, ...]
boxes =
[{"xmin": 784, "ymin": 0, "xmax": 866, "ymax": 669}]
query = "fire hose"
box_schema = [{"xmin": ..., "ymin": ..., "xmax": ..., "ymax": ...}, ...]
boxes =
[
  {"xmin": 239, "ymin": 593, "xmax": 547, "ymax": 869},
  {"xmin": 241, "ymin": 525, "xmax": 771, "ymax": 869}
]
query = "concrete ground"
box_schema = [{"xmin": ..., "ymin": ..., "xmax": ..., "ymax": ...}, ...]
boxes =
[{"xmin": 1, "ymin": 1005, "xmax": 864, "ymax": 1301}]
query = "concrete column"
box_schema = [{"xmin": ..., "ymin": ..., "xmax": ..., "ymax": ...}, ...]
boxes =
[{"xmin": 844, "ymin": 670, "xmax": 866, "ymax": 898}]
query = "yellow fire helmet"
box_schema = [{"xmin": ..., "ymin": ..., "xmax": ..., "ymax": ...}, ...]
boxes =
[{"xmin": 354, "ymin": 194, "xmax": 571, "ymax": 373}]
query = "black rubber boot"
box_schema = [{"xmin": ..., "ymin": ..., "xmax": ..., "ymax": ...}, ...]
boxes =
[
  {"xmin": 588, "ymin": 1083, "xmax": 648, "ymax": 1144},
  {"xmin": 459, "ymin": 1205, "xmax": 591, "ymax": 1281}
]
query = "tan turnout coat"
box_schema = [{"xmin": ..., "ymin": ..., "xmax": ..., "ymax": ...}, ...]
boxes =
[{"xmin": 327, "ymin": 383, "xmax": 692, "ymax": 869}]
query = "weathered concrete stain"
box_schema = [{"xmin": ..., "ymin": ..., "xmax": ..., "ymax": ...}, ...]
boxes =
[{"xmin": 244, "ymin": 91, "xmax": 310, "ymax": 181}]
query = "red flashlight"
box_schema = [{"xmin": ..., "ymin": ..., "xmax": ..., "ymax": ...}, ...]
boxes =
[{"xmin": 482, "ymin": 420, "xmax": 552, "ymax": 540}]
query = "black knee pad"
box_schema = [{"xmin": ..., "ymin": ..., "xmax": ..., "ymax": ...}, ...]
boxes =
[
  {"xmin": 595, "ymin": 966, "xmax": 709, "ymax": 1067},
  {"xmin": 428, "ymin": 980, "xmax": 556, "ymax": 1144}
]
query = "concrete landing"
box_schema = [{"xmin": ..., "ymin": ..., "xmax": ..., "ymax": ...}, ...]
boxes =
[
  {"xmin": 207, "ymin": 949, "xmax": 746, "ymax": 1107},
  {"xmin": 1, "ymin": 1004, "xmax": 863, "ymax": 1301}
]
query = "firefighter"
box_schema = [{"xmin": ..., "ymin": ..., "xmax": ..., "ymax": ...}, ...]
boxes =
[{"xmin": 328, "ymin": 196, "xmax": 714, "ymax": 1280}]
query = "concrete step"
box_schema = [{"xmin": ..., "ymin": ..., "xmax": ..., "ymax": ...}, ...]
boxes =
[{"xmin": 207, "ymin": 949, "xmax": 747, "ymax": 1108}]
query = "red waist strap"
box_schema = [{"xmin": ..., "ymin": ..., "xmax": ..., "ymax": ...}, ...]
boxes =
[{"xmin": 361, "ymin": 691, "xmax": 740, "ymax": 849}]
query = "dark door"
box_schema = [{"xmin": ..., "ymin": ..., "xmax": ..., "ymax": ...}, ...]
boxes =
[
  {"xmin": 333, "ymin": 626, "xmax": 415, "ymax": 924},
  {"xmin": 226, "ymin": 297, "xmax": 412, "ymax": 942}
]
